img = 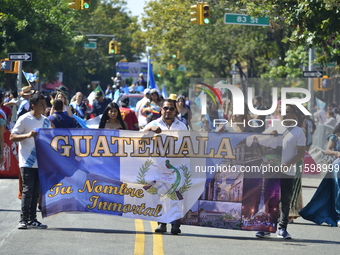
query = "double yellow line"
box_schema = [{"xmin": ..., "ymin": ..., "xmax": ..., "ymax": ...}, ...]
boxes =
[{"xmin": 134, "ymin": 220, "xmax": 164, "ymax": 255}]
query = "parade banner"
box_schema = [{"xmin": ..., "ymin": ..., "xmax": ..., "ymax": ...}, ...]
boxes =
[
  {"xmin": 116, "ymin": 62, "xmax": 148, "ymax": 78},
  {"xmin": 0, "ymin": 129, "xmax": 19, "ymax": 178},
  {"xmin": 36, "ymin": 129, "xmax": 282, "ymax": 233}
]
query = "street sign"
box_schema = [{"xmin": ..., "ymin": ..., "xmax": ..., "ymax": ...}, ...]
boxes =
[
  {"xmin": 83, "ymin": 42, "xmax": 97, "ymax": 49},
  {"xmin": 178, "ymin": 65, "xmax": 187, "ymax": 71},
  {"xmin": 302, "ymin": 71, "xmax": 323, "ymax": 78},
  {"xmin": 229, "ymin": 70, "xmax": 240, "ymax": 75},
  {"xmin": 8, "ymin": 53, "xmax": 32, "ymax": 61},
  {"xmin": 224, "ymin": 13, "xmax": 269, "ymax": 26}
]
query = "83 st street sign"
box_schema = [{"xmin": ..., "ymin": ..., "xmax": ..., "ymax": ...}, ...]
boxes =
[{"xmin": 8, "ymin": 52, "xmax": 32, "ymax": 61}]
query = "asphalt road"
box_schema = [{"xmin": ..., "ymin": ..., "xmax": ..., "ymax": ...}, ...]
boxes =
[{"xmin": 1, "ymin": 175, "xmax": 339, "ymax": 255}]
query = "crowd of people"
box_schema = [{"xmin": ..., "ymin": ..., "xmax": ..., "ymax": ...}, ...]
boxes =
[{"xmin": 0, "ymin": 85, "xmax": 339, "ymax": 239}]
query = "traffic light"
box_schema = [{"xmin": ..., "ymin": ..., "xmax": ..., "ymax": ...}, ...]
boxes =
[
  {"xmin": 115, "ymin": 42, "xmax": 121, "ymax": 54},
  {"xmin": 190, "ymin": 3, "xmax": 201, "ymax": 24},
  {"xmin": 172, "ymin": 51, "xmax": 181, "ymax": 59},
  {"xmin": 321, "ymin": 76, "xmax": 332, "ymax": 89},
  {"xmin": 201, "ymin": 2, "xmax": 210, "ymax": 24},
  {"xmin": 157, "ymin": 70, "xmax": 163, "ymax": 78},
  {"xmin": 313, "ymin": 76, "xmax": 332, "ymax": 91},
  {"xmin": 68, "ymin": 0, "xmax": 81, "ymax": 9},
  {"xmin": 168, "ymin": 64, "xmax": 174, "ymax": 71},
  {"xmin": 0, "ymin": 59, "xmax": 18, "ymax": 74},
  {"xmin": 82, "ymin": 0, "xmax": 90, "ymax": 9},
  {"xmin": 108, "ymin": 41, "xmax": 115, "ymax": 54}
]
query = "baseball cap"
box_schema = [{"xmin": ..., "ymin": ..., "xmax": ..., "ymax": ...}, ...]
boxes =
[
  {"xmin": 143, "ymin": 88, "xmax": 151, "ymax": 95},
  {"xmin": 150, "ymin": 89, "xmax": 158, "ymax": 94},
  {"xmin": 95, "ymin": 91, "xmax": 103, "ymax": 98},
  {"xmin": 120, "ymin": 96, "xmax": 129, "ymax": 107}
]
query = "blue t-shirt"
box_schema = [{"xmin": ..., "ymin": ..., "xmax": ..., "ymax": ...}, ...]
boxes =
[
  {"xmin": 92, "ymin": 98, "xmax": 112, "ymax": 116},
  {"xmin": 48, "ymin": 112, "xmax": 78, "ymax": 128}
]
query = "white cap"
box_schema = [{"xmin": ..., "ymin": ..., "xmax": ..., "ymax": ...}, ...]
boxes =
[{"xmin": 143, "ymin": 88, "xmax": 151, "ymax": 95}]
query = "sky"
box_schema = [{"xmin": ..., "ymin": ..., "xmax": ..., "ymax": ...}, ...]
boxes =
[{"xmin": 125, "ymin": 0, "xmax": 150, "ymax": 18}]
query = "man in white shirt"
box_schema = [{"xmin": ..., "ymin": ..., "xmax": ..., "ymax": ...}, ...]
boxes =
[
  {"xmin": 142, "ymin": 99, "xmax": 188, "ymax": 234},
  {"xmin": 256, "ymin": 104, "xmax": 306, "ymax": 239},
  {"xmin": 10, "ymin": 93, "xmax": 51, "ymax": 230}
]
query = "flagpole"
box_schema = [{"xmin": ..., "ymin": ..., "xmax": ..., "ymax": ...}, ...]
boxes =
[{"xmin": 147, "ymin": 55, "xmax": 150, "ymax": 89}]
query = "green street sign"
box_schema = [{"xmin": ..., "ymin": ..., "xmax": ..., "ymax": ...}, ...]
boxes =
[
  {"xmin": 224, "ymin": 13, "xmax": 269, "ymax": 26},
  {"xmin": 83, "ymin": 42, "xmax": 97, "ymax": 49}
]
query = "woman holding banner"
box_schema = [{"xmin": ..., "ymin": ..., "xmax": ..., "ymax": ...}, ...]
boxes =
[{"xmin": 299, "ymin": 123, "xmax": 340, "ymax": 227}]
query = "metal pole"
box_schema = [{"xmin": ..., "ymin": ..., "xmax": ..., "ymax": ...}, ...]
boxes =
[
  {"xmin": 308, "ymin": 48, "xmax": 314, "ymax": 112},
  {"xmin": 17, "ymin": 61, "xmax": 23, "ymax": 91},
  {"xmin": 147, "ymin": 53, "xmax": 150, "ymax": 89}
]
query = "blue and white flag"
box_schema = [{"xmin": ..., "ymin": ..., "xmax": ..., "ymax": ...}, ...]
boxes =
[
  {"xmin": 162, "ymin": 84, "xmax": 168, "ymax": 99},
  {"xmin": 22, "ymin": 71, "xmax": 38, "ymax": 82},
  {"xmin": 148, "ymin": 62, "xmax": 156, "ymax": 89},
  {"xmin": 315, "ymin": 97, "xmax": 326, "ymax": 110}
]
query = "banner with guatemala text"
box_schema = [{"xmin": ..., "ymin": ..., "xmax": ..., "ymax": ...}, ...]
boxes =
[{"xmin": 36, "ymin": 129, "xmax": 282, "ymax": 233}]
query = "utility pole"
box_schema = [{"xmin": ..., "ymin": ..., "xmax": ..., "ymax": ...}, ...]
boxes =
[{"xmin": 308, "ymin": 48, "xmax": 315, "ymax": 112}]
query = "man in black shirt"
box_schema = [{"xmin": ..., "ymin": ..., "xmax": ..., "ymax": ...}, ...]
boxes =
[{"xmin": 92, "ymin": 91, "xmax": 112, "ymax": 117}]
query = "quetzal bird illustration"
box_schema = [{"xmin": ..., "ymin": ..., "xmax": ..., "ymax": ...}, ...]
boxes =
[{"xmin": 164, "ymin": 160, "xmax": 183, "ymax": 200}]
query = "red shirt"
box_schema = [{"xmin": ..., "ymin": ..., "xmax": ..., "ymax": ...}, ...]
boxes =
[
  {"xmin": 1, "ymin": 105, "xmax": 12, "ymax": 120},
  {"xmin": 119, "ymin": 107, "xmax": 138, "ymax": 130}
]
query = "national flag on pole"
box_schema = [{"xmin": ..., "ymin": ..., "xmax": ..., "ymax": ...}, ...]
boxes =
[
  {"xmin": 22, "ymin": 71, "xmax": 38, "ymax": 82},
  {"xmin": 315, "ymin": 97, "xmax": 326, "ymax": 110},
  {"xmin": 162, "ymin": 84, "xmax": 168, "ymax": 99},
  {"xmin": 87, "ymin": 85, "xmax": 105, "ymax": 106},
  {"xmin": 148, "ymin": 62, "xmax": 156, "ymax": 89}
]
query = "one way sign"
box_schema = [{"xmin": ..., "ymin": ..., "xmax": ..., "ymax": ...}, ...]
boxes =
[
  {"xmin": 8, "ymin": 53, "xmax": 32, "ymax": 61},
  {"xmin": 303, "ymin": 71, "xmax": 323, "ymax": 78}
]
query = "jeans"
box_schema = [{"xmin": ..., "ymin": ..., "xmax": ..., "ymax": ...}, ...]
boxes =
[
  {"xmin": 278, "ymin": 177, "xmax": 295, "ymax": 230},
  {"xmin": 20, "ymin": 167, "xmax": 40, "ymax": 222}
]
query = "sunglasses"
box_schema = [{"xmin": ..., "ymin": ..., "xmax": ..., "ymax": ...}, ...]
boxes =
[{"xmin": 163, "ymin": 107, "xmax": 175, "ymax": 111}]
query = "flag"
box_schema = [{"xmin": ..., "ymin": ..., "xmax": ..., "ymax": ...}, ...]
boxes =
[
  {"xmin": 162, "ymin": 84, "xmax": 168, "ymax": 99},
  {"xmin": 113, "ymin": 89, "xmax": 121, "ymax": 103},
  {"xmin": 22, "ymin": 71, "xmax": 38, "ymax": 82},
  {"xmin": 148, "ymin": 61, "xmax": 156, "ymax": 89},
  {"xmin": 315, "ymin": 97, "xmax": 326, "ymax": 110},
  {"xmin": 87, "ymin": 85, "xmax": 105, "ymax": 106}
]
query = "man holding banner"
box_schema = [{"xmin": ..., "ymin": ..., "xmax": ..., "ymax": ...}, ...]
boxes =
[
  {"xmin": 256, "ymin": 104, "xmax": 306, "ymax": 239},
  {"xmin": 10, "ymin": 94, "xmax": 51, "ymax": 230},
  {"xmin": 142, "ymin": 98, "xmax": 188, "ymax": 234}
]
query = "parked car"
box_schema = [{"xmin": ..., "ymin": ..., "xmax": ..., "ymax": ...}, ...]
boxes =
[{"xmin": 115, "ymin": 93, "xmax": 144, "ymax": 112}]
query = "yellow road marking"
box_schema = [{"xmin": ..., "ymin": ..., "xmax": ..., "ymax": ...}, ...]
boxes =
[
  {"xmin": 150, "ymin": 221, "xmax": 164, "ymax": 255},
  {"xmin": 134, "ymin": 219, "xmax": 145, "ymax": 255}
]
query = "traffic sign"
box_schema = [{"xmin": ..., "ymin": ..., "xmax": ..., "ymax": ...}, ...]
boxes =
[
  {"xmin": 83, "ymin": 42, "xmax": 97, "ymax": 49},
  {"xmin": 229, "ymin": 70, "xmax": 239, "ymax": 75},
  {"xmin": 8, "ymin": 53, "xmax": 32, "ymax": 61},
  {"xmin": 224, "ymin": 13, "xmax": 269, "ymax": 26},
  {"xmin": 302, "ymin": 71, "xmax": 323, "ymax": 78}
]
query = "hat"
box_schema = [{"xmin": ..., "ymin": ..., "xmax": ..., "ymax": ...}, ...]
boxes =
[
  {"xmin": 139, "ymin": 73, "xmax": 144, "ymax": 76},
  {"xmin": 20, "ymin": 86, "xmax": 34, "ymax": 96},
  {"xmin": 150, "ymin": 89, "xmax": 158, "ymax": 94},
  {"xmin": 143, "ymin": 88, "xmax": 151, "ymax": 95},
  {"xmin": 168, "ymin": 94, "xmax": 177, "ymax": 100},
  {"xmin": 56, "ymin": 85, "xmax": 68, "ymax": 94},
  {"xmin": 95, "ymin": 91, "xmax": 103, "ymax": 99},
  {"xmin": 120, "ymin": 96, "xmax": 129, "ymax": 107}
]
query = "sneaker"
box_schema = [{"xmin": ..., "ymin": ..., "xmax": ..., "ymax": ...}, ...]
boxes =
[
  {"xmin": 17, "ymin": 221, "xmax": 28, "ymax": 229},
  {"xmin": 171, "ymin": 225, "xmax": 181, "ymax": 235},
  {"xmin": 28, "ymin": 220, "xmax": 48, "ymax": 229},
  {"xmin": 255, "ymin": 231, "xmax": 270, "ymax": 238},
  {"xmin": 277, "ymin": 228, "xmax": 291, "ymax": 239},
  {"xmin": 155, "ymin": 223, "xmax": 167, "ymax": 233}
]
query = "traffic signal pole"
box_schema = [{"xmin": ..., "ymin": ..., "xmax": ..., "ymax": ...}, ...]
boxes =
[
  {"xmin": 17, "ymin": 61, "xmax": 23, "ymax": 91},
  {"xmin": 308, "ymin": 48, "xmax": 315, "ymax": 113}
]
